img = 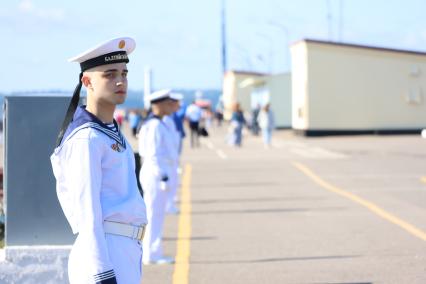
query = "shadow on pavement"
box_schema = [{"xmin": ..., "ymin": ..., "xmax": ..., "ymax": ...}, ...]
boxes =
[
  {"xmin": 163, "ymin": 236, "xmax": 218, "ymax": 242},
  {"xmin": 191, "ymin": 255, "xmax": 362, "ymax": 264},
  {"xmin": 311, "ymin": 283, "xmax": 372, "ymax": 284},
  {"xmin": 190, "ymin": 196, "xmax": 326, "ymax": 204},
  {"xmin": 191, "ymin": 207, "xmax": 346, "ymax": 215}
]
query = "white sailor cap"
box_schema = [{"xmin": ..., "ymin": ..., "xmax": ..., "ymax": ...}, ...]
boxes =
[
  {"xmin": 147, "ymin": 89, "xmax": 172, "ymax": 104},
  {"xmin": 170, "ymin": 92, "xmax": 183, "ymax": 101},
  {"xmin": 55, "ymin": 37, "xmax": 137, "ymax": 147},
  {"xmin": 69, "ymin": 37, "xmax": 136, "ymax": 72}
]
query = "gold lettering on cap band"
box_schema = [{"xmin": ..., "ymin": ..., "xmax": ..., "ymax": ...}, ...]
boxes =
[
  {"xmin": 105, "ymin": 53, "xmax": 128, "ymax": 62},
  {"xmin": 80, "ymin": 51, "xmax": 129, "ymax": 71}
]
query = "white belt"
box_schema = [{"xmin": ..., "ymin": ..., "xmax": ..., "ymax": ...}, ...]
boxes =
[
  {"xmin": 143, "ymin": 158, "xmax": 174, "ymax": 166},
  {"xmin": 103, "ymin": 221, "xmax": 146, "ymax": 241}
]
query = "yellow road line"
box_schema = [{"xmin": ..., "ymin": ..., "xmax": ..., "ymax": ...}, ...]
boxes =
[
  {"xmin": 421, "ymin": 176, "xmax": 426, "ymax": 184},
  {"xmin": 293, "ymin": 162, "xmax": 426, "ymax": 242},
  {"xmin": 172, "ymin": 164, "xmax": 192, "ymax": 284}
]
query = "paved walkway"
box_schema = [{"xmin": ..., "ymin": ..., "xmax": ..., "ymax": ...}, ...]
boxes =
[{"xmin": 125, "ymin": 123, "xmax": 426, "ymax": 284}]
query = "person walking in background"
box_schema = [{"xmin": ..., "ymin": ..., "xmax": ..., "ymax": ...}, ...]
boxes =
[
  {"xmin": 214, "ymin": 97, "xmax": 224, "ymax": 127},
  {"xmin": 173, "ymin": 97, "xmax": 186, "ymax": 155},
  {"xmin": 229, "ymin": 102, "xmax": 246, "ymax": 147},
  {"xmin": 128, "ymin": 109, "xmax": 142, "ymax": 137},
  {"xmin": 203, "ymin": 107, "xmax": 214, "ymax": 130},
  {"xmin": 257, "ymin": 103, "xmax": 275, "ymax": 149},
  {"xmin": 251, "ymin": 103, "xmax": 261, "ymax": 136},
  {"xmin": 185, "ymin": 100, "xmax": 202, "ymax": 148},
  {"xmin": 138, "ymin": 89, "xmax": 175, "ymax": 265},
  {"xmin": 113, "ymin": 109, "xmax": 124, "ymax": 127}
]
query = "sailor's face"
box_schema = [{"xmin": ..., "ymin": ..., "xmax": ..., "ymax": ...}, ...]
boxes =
[
  {"xmin": 89, "ymin": 63, "xmax": 128, "ymax": 105},
  {"xmin": 165, "ymin": 99, "xmax": 176, "ymax": 115},
  {"xmin": 156, "ymin": 99, "xmax": 175, "ymax": 115},
  {"xmin": 171, "ymin": 100, "xmax": 180, "ymax": 112}
]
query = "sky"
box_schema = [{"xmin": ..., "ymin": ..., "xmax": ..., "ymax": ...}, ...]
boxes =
[{"xmin": 1, "ymin": 0, "xmax": 426, "ymax": 93}]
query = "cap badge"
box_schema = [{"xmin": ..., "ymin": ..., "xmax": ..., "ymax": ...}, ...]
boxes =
[{"xmin": 118, "ymin": 40, "xmax": 126, "ymax": 49}]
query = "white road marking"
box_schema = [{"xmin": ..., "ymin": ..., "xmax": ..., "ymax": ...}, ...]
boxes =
[
  {"xmin": 291, "ymin": 146, "xmax": 348, "ymax": 159},
  {"xmin": 205, "ymin": 140, "xmax": 215, "ymax": 150},
  {"xmin": 216, "ymin": 149, "xmax": 228, "ymax": 160}
]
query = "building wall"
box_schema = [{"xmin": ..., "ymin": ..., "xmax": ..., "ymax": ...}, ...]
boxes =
[
  {"xmin": 291, "ymin": 40, "xmax": 426, "ymax": 131},
  {"xmin": 222, "ymin": 71, "xmax": 265, "ymax": 120},
  {"xmin": 222, "ymin": 71, "xmax": 292, "ymax": 127},
  {"xmin": 290, "ymin": 43, "xmax": 309, "ymax": 130},
  {"xmin": 222, "ymin": 72, "xmax": 236, "ymax": 120},
  {"xmin": 266, "ymin": 73, "xmax": 292, "ymax": 128}
]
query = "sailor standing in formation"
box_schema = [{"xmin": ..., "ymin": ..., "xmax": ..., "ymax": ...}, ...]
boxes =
[
  {"xmin": 138, "ymin": 89, "xmax": 176, "ymax": 264},
  {"xmin": 163, "ymin": 92, "xmax": 184, "ymax": 214},
  {"xmin": 50, "ymin": 37, "xmax": 147, "ymax": 284}
]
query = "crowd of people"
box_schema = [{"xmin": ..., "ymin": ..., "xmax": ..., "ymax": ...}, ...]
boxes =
[
  {"xmin": 116, "ymin": 97, "xmax": 275, "ymax": 151},
  {"xmin": 228, "ymin": 102, "xmax": 275, "ymax": 148}
]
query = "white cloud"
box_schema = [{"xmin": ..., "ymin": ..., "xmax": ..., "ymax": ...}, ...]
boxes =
[
  {"xmin": 36, "ymin": 8, "xmax": 64, "ymax": 21},
  {"xmin": 18, "ymin": 0, "xmax": 34, "ymax": 12},
  {"xmin": 18, "ymin": 0, "xmax": 64, "ymax": 22}
]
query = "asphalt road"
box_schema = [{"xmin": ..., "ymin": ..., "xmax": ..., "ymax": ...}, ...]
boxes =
[{"xmin": 130, "ymin": 124, "xmax": 426, "ymax": 284}]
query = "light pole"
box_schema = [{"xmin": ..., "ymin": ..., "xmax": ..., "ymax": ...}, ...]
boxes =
[{"xmin": 221, "ymin": 0, "xmax": 227, "ymax": 74}]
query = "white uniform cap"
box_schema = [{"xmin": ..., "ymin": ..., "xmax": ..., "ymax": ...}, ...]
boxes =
[
  {"xmin": 68, "ymin": 37, "xmax": 136, "ymax": 71},
  {"xmin": 55, "ymin": 37, "xmax": 137, "ymax": 147},
  {"xmin": 146, "ymin": 89, "xmax": 172, "ymax": 104},
  {"xmin": 170, "ymin": 92, "xmax": 183, "ymax": 101}
]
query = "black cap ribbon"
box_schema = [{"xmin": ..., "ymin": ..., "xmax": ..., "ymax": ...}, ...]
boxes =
[{"xmin": 55, "ymin": 72, "xmax": 83, "ymax": 147}]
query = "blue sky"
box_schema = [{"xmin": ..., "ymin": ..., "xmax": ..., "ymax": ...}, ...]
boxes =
[{"xmin": 1, "ymin": 0, "xmax": 426, "ymax": 93}]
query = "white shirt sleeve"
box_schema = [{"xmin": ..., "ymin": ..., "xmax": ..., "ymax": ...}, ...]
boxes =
[
  {"xmin": 140, "ymin": 120, "xmax": 171, "ymax": 179},
  {"xmin": 152, "ymin": 122, "xmax": 171, "ymax": 178},
  {"xmin": 65, "ymin": 136, "xmax": 116, "ymax": 280}
]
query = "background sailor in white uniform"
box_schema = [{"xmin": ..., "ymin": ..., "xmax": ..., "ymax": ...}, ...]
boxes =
[
  {"xmin": 50, "ymin": 37, "xmax": 147, "ymax": 284},
  {"xmin": 138, "ymin": 89, "xmax": 175, "ymax": 264},
  {"xmin": 163, "ymin": 92, "xmax": 184, "ymax": 214}
]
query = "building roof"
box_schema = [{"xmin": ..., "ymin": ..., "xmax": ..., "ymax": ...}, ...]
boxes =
[
  {"xmin": 293, "ymin": 38, "xmax": 426, "ymax": 57},
  {"xmin": 224, "ymin": 70, "xmax": 269, "ymax": 76}
]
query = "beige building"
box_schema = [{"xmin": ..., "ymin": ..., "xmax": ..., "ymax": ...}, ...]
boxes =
[
  {"xmin": 290, "ymin": 39, "xmax": 426, "ymax": 135},
  {"xmin": 222, "ymin": 70, "xmax": 292, "ymax": 128},
  {"xmin": 222, "ymin": 70, "xmax": 265, "ymax": 120}
]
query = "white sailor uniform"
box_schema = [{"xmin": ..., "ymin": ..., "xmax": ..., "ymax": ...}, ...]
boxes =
[
  {"xmin": 138, "ymin": 114, "xmax": 175, "ymax": 263},
  {"xmin": 51, "ymin": 106, "xmax": 147, "ymax": 284},
  {"xmin": 163, "ymin": 114, "xmax": 181, "ymax": 213}
]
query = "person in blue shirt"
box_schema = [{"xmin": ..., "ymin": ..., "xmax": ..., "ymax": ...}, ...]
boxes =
[{"xmin": 229, "ymin": 102, "xmax": 246, "ymax": 147}]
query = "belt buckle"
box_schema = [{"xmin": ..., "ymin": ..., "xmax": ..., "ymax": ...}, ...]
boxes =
[{"xmin": 136, "ymin": 225, "xmax": 146, "ymax": 241}]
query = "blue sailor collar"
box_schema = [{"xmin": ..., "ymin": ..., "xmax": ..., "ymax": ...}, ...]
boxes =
[
  {"xmin": 143, "ymin": 112, "xmax": 169, "ymax": 128},
  {"xmin": 145, "ymin": 112, "xmax": 161, "ymax": 120},
  {"xmin": 59, "ymin": 106, "xmax": 126, "ymax": 149}
]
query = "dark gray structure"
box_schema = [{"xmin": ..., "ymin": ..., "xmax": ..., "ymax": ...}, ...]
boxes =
[{"xmin": 4, "ymin": 96, "xmax": 75, "ymax": 245}]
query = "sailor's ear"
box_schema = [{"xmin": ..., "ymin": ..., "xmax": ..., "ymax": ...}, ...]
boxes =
[{"xmin": 81, "ymin": 73, "xmax": 92, "ymax": 89}]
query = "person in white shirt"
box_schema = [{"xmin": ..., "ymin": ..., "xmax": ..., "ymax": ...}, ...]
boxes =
[
  {"xmin": 138, "ymin": 89, "xmax": 175, "ymax": 264},
  {"xmin": 185, "ymin": 101, "xmax": 202, "ymax": 148},
  {"xmin": 50, "ymin": 37, "xmax": 147, "ymax": 284},
  {"xmin": 257, "ymin": 103, "xmax": 275, "ymax": 148}
]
